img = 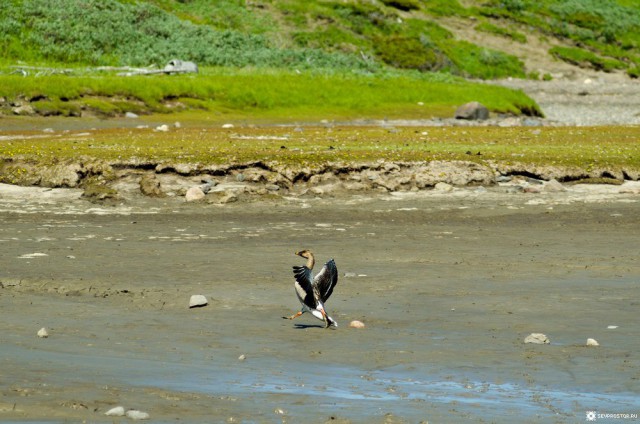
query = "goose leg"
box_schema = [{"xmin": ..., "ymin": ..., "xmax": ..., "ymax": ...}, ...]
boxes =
[
  {"xmin": 319, "ymin": 309, "xmax": 330, "ymax": 328},
  {"xmin": 284, "ymin": 311, "xmax": 303, "ymax": 320}
]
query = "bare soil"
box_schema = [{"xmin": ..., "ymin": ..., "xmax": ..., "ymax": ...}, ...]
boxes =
[{"xmin": 1, "ymin": 185, "xmax": 639, "ymax": 423}]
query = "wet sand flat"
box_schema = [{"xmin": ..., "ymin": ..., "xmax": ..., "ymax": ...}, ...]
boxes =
[{"xmin": 1, "ymin": 187, "xmax": 640, "ymax": 423}]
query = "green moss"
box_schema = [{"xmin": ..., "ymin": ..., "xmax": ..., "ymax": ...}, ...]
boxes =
[{"xmin": 1, "ymin": 126, "xmax": 638, "ymax": 174}]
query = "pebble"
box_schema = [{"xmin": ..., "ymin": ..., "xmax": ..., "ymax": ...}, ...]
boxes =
[
  {"xmin": 238, "ymin": 354, "xmax": 246, "ymax": 361},
  {"xmin": 126, "ymin": 410, "xmax": 150, "ymax": 420},
  {"xmin": 586, "ymin": 338, "xmax": 600, "ymax": 347},
  {"xmin": 524, "ymin": 333, "xmax": 549, "ymax": 344},
  {"xmin": 434, "ymin": 182, "xmax": 454, "ymax": 192},
  {"xmin": 349, "ymin": 320, "xmax": 366, "ymax": 329},
  {"xmin": 37, "ymin": 327, "xmax": 49, "ymax": 338},
  {"xmin": 155, "ymin": 124, "xmax": 169, "ymax": 132},
  {"xmin": 222, "ymin": 123, "xmax": 234, "ymax": 129},
  {"xmin": 125, "ymin": 112, "xmax": 138, "ymax": 119},
  {"xmin": 607, "ymin": 325, "xmax": 618, "ymax": 329},
  {"xmin": 189, "ymin": 294, "xmax": 208, "ymax": 308},
  {"xmin": 105, "ymin": 406, "xmax": 125, "ymax": 416},
  {"xmin": 542, "ymin": 179, "xmax": 566, "ymax": 193},
  {"xmin": 185, "ymin": 186, "xmax": 206, "ymax": 202}
]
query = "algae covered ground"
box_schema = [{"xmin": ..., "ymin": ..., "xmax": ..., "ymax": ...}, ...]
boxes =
[{"xmin": 1, "ymin": 123, "xmax": 639, "ymax": 175}]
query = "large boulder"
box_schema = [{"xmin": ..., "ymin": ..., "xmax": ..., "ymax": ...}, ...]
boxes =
[{"xmin": 455, "ymin": 101, "xmax": 490, "ymax": 120}]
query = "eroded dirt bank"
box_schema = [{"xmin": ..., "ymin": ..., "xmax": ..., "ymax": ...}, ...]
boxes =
[{"xmin": 2, "ymin": 155, "xmax": 639, "ymax": 206}]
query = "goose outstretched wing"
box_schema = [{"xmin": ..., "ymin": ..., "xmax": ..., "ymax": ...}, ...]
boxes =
[
  {"xmin": 292, "ymin": 265, "xmax": 315, "ymax": 307},
  {"xmin": 313, "ymin": 259, "xmax": 338, "ymax": 303}
]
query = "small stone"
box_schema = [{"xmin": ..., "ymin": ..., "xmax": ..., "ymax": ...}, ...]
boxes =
[
  {"xmin": 200, "ymin": 182, "xmax": 214, "ymax": 194},
  {"xmin": 12, "ymin": 104, "xmax": 35, "ymax": 115},
  {"xmin": 586, "ymin": 338, "xmax": 600, "ymax": 347},
  {"xmin": 155, "ymin": 124, "xmax": 169, "ymax": 132},
  {"xmin": 236, "ymin": 173, "xmax": 245, "ymax": 182},
  {"xmin": 105, "ymin": 406, "xmax": 125, "ymax": 416},
  {"xmin": 274, "ymin": 408, "xmax": 285, "ymax": 415},
  {"xmin": 349, "ymin": 320, "xmax": 365, "ymax": 329},
  {"xmin": 125, "ymin": 112, "xmax": 138, "ymax": 119},
  {"xmin": 607, "ymin": 325, "xmax": 618, "ymax": 329},
  {"xmin": 543, "ymin": 179, "xmax": 566, "ymax": 193},
  {"xmin": 222, "ymin": 123, "xmax": 234, "ymax": 129},
  {"xmin": 524, "ymin": 333, "xmax": 549, "ymax": 344},
  {"xmin": 126, "ymin": 410, "xmax": 150, "ymax": 420},
  {"xmin": 185, "ymin": 186, "xmax": 206, "ymax": 202},
  {"xmin": 37, "ymin": 327, "xmax": 49, "ymax": 338},
  {"xmin": 434, "ymin": 182, "xmax": 453, "ymax": 192},
  {"xmin": 220, "ymin": 193, "xmax": 238, "ymax": 204},
  {"xmin": 238, "ymin": 354, "xmax": 246, "ymax": 361},
  {"xmin": 189, "ymin": 294, "xmax": 208, "ymax": 308},
  {"xmin": 174, "ymin": 121, "xmax": 181, "ymax": 128}
]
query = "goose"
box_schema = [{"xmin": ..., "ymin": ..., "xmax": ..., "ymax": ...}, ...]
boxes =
[{"xmin": 284, "ymin": 249, "xmax": 338, "ymax": 328}]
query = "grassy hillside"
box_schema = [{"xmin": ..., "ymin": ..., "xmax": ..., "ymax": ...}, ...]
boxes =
[
  {"xmin": 1, "ymin": 0, "xmax": 639, "ymax": 78},
  {"xmin": 2, "ymin": 0, "xmax": 639, "ymax": 120},
  {"xmin": 0, "ymin": 69, "xmax": 541, "ymax": 120}
]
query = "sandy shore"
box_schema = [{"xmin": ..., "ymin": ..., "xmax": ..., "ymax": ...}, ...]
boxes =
[{"xmin": 1, "ymin": 183, "xmax": 639, "ymax": 423}]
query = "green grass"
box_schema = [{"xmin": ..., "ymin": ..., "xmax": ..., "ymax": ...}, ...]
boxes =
[
  {"xmin": 549, "ymin": 46, "xmax": 626, "ymax": 72},
  {"xmin": 476, "ymin": 22, "xmax": 527, "ymax": 44},
  {"xmin": 476, "ymin": 0, "xmax": 640, "ymax": 73},
  {"xmin": 0, "ymin": 69, "xmax": 542, "ymax": 119}
]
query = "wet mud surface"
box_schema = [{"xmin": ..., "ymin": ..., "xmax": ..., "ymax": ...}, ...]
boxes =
[{"xmin": 1, "ymin": 186, "xmax": 640, "ymax": 422}]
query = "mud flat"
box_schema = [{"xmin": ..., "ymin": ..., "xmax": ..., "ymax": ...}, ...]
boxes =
[{"xmin": 1, "ymin": 183, "xmax": 639, "ymax": 423}]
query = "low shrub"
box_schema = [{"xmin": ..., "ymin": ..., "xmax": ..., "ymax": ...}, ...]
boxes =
[{"xmin": 549, "ymin": 46, "xmax": 625, "ymax": 72}]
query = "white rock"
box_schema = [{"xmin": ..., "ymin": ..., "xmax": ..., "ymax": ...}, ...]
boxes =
[
  {"xmin": 524, "ymin": 333, "xmax": 549, "ymax": 344},
  {"xmin": 37, "ymin": 327, "xmax": 49, "ymax": 338},
  {"xmin": 607, "ymin": 325, "xmax": 618, "ymax": 329},
  {"xmin": 189, "ymin": 294, "xmax": 208, "ymax": 308},
  {"xmin": 222, "ymin": 123, "xmax": 234, "ymax": 129},
  {"xmin": 155, "ymin": 124, "xmax": 169, "ymax": 132},
  {"xmin": 126, "ymin": 410, "xmax": 150, "ymax": 420},
  {"xmin": 349, "ymin": 320, "xmax": 365, "ymax": 329},
  {"xmin": 185, "ymin": 186, "xmax": 205, "ymax": 202},
  {"xmin": 125, "ymin": 112, "xmax": 139, "ymax": 119},
  {"xmin": 105, "ymin": 406, "xmax": 125, "ymax": 416},
  {"xmin": 434, "ymin": 182, "xmax": 453, "ymax": 192},
  {"xmin": 174, "ymin": 121, "xmax": 181, "ymax": 128},
  {"xmin": 543, "ymin": 179, "xmax": 566, "ymax": 193},
  {"xmin": 238, "ymin": 354, "xmax": 246, "ymax": 361},
  {"xmin": 586, "ymin": 338, "xmax": 600, "ymax": 346}
]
